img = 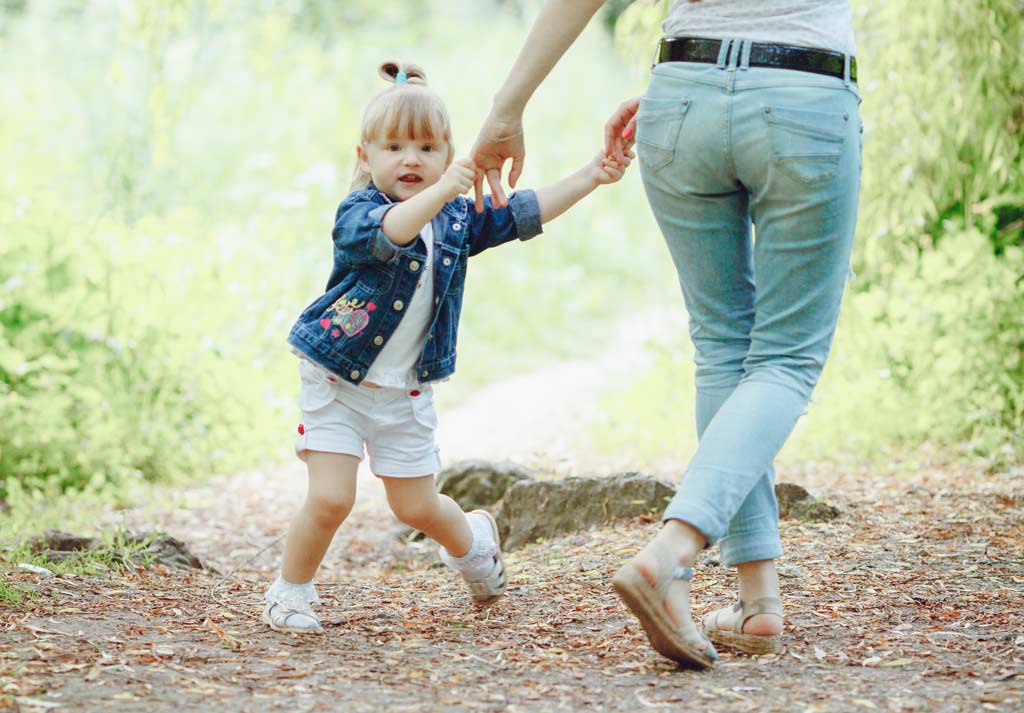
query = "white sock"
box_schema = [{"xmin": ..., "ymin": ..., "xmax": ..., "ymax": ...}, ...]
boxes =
[
  {"xmin": 439, "ymin": 514, "xmax": 497, "ymax": 581},
  {"xmin": 265, "ymin": 576, "xmax": 321, "ymax": 609}
]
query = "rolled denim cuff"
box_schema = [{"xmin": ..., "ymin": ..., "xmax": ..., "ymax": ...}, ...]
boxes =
[
  {"xmin": 661, "ymin": 501, "xmax": 726, "ymax": 546},
  {"xmin": 508, "ymin": 189, "xmax": 543, "ymax": 242},
  {"xmin": 718, "ymin": 531, "xmax": 783, "ymax": 567},
  {"xmin": 366, "ymin": 204, "xmax": 420, "ymax": 263}
]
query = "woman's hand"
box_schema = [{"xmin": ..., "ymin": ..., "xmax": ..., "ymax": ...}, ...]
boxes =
[
  {"xmin": 587, "ymin": 151, "xmax": 633, "ymax": 186},
  {"xmin": 469, "ymin": 113, "xmax": 525, "ymax": 213},
  {"xmin": 604, "ymin": 96, "xmax": 640, "ymax": 164}
]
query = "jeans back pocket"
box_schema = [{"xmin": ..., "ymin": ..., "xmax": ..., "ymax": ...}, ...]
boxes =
[
  {"xmin": 763, "ymin": 105, "xmax": 848, "ymax": 185},
  {"xmin": 635, "ymin": 97, "xmax": 691, "ymax": 173}
]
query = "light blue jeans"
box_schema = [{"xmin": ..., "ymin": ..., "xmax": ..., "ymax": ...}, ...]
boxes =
[{"xmin": 635, "ymin": 40, "xmax": 862, "ymax": 567}]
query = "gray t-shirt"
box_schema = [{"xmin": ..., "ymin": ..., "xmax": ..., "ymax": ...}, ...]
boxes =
[{"xmin": 663, "ymin": 0, "xmax": 856, "ymax": 56}]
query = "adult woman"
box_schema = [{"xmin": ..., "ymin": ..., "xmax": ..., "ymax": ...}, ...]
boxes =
[{"xmin": 472, "ymin": 0, "xmax": 861, "ymax": 669}]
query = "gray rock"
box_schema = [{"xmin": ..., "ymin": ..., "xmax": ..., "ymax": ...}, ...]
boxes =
[
  {"xmin": 140, "ymin": 534, "xmax": 205, "ymax": 571},
  {"xmin": 496, "ymin": 473, "xmax": 675, "ymax": 551},
  {"xmin": 29, "ymin": 530, "xmax": 98, "ymax": 553},
  {"xmin": 775, "ymin": 482, "xmax": 840, "ymax": 522},
  {"xmin": 436, "ymin": 460, "xmax": 537, "ymax": 511}
]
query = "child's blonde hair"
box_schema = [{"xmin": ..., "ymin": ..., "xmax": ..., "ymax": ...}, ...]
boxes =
[{"xmin": 351, "ymin": 61, "xmax": 454, "ymax": 191}]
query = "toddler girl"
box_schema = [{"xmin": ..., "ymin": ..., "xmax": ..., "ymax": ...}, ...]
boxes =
[{"xmin": 263, "ymin": 60, "xmax": 631, "ymax": 633}]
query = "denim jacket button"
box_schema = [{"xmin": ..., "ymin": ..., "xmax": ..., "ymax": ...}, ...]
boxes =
[
  {"xmin": 422, "ymin": 369, "xmax": 429, "ymax": 377},
  {"xmin": 373, "ymin": 335, "xmax": 384, "ymax": 346},
  {"xmin": 443, "ymin": 257, "xmax": 451, "ymax": 266},
  {"xmin": 409, "ymin": 260, "xmax": 420, "ymax": 272},
  {"xmin": 393, "ymin": 300, "xmax": 404, "ymax": 311},
  {"xmin": 452, "ymin": 223, "xmax": 461, "ymax": 231},
  {"xmin": 350, "ymin": 370, "xmax": 360, "ymax": 380}
]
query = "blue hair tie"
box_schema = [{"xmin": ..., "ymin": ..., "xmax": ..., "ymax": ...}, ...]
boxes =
[{"xmin": 395, "ymin": 70, "xmax": 407, "ymax": 85}]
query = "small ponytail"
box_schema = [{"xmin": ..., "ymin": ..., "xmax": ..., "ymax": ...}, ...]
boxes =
[{"xmin": 378, "ymin": 60, "xmax": 427, "ymax": 86}]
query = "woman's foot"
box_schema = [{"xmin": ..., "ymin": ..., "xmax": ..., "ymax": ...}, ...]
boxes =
[
  {"xmin": 630, "ymin": 543, "xmax": 708, "ymax": 646},
  {"xmin": 611, "ymin": 530, "xmax": 717, "ymax": 670},
  {"xmin": 700, "ymin": 597, "xmax": 783, "ymax": 654}
]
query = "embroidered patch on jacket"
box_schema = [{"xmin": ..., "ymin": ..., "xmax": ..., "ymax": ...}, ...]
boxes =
[{"xmin": 321, "ymin": 296, "xmax": 376, "ymax": 338}]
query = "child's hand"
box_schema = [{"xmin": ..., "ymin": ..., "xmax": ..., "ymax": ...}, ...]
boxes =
[
  {"xmin": 436, "ymin": 158, "xmax": 478, "ymax": 202},
  {"xmin": 588, "ymin": 151, "xmax": 632, "ymax": 186}
]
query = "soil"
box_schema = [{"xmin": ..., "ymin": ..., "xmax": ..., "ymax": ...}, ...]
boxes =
[
  {"xmin": 3, "ymin": 455, "xmax": 1022, "ymax": 712},
  {"xmin": 2, "ymin": 324, "xmax": 1022, "ymax": 711}
]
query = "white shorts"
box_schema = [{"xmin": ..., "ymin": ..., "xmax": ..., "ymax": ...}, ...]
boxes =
[{"xmin": 294, "ymin": 360, "xmax": 441, "ymax": 478}]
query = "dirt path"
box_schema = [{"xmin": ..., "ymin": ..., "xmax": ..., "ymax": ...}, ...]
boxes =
[{"xmin": 3, "ymin": 331, "xmax": 1023, "ymax": 710}]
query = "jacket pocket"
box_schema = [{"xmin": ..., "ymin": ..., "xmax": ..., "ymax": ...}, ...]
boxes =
[
  {"xmin": 635, "ymin": 97, "xmax": 691, "ymax": 173},
  {"xmin": 763, "ymin": 105, "xmax": 848, "ymax": 185}
]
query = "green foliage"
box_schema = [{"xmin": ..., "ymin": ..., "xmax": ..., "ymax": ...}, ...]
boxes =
[
  {"xmin": 790, "ymin": 233, "xmax": 1023, "ymax": 462},
  {"xmin": 0, "ymin": 579, "xmax": 32, "ymax": 608},
  {"xmin": 1, "ymin": 2, "xmax": 668, "ymax": 497},
  {"xmin": 2, "ymin": 528, "xmax": 156, "ymax": 578}
]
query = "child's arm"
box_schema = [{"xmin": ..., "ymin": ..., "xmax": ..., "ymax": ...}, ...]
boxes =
[
  {"xmin": 465, "ymin": 151, "xmax": 631, "ymax": 256},
  {"xmin": 381, "ymin": 160, "xmax": 476, "ymax": 245},
  {"xmin": 534, "ymin": 153, "xmax": 630, "ymax": 224}
]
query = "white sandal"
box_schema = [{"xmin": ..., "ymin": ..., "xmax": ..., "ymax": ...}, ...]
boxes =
[
  {"xmin": 262, "ymin": 578, "xmax": 324, "ymax": 634},
  {"xmin": 441, "ymin": 510, "xmax": 507, "ymax": 603}
]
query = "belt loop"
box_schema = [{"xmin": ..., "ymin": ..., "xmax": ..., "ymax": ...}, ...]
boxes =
[
  {"xmin": 843, "ymin": 52, "xmax": 852, "ymax": 87},
  {"xmin": 651, "ymin": 39, "xmax": 662, "ymax": 69},
  {"xmin": 740, "ymin": 39, "xmax": 753, "ymax": 71},
  {"xmin": 726, "ymin": 39, "xmax": 741, "ymax": 72},
  {"xmin": 715, "ymin": 38, "xmax": 732, "ymax": 69}
]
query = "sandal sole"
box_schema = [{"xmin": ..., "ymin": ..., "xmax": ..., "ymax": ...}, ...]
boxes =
[
  {"xmin": 702, "ymin": 626, "xmax": 781, "ymax": 655},
  {"xmin": 611, "ymin": 563, "xmax": 714, "ymax": 670}
]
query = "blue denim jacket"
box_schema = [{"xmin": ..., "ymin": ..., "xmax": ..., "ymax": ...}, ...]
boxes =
[{"xmin": 287, "ymin": 184, "xmax": 543, "ymax": 385}]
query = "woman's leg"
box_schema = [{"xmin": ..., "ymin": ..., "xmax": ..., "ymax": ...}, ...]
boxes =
[
  {"xmin": 280, "ymin": 451, "xmax": 359, "ymax": 583},
  {"xmin": 661, "ymin": 77, "xmax": 862, "ymax": 547}
]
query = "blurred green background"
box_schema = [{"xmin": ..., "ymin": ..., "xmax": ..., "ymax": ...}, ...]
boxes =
[{"xmin": 1, "ymin": 0, "xmax": 1021, "ymax": 515}]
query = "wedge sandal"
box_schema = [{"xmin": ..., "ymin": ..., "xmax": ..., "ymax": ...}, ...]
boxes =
[
  {"xmin": 611, "ymin": 547, "xmax": 718, "ymax": 670},
  {"xmin": 700, "ymin": 596, "xmax": 783, "ymax": 655}
]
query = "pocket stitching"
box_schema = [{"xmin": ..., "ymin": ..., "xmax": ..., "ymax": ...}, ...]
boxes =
[{"xmin": 636, "ymin": 99, "xmax": 690, "ymax": 172}]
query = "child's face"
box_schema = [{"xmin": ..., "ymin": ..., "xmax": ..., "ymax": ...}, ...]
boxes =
[{"xmin": 357, "ymin": 135, "xmax": 450, "ymax": 201}]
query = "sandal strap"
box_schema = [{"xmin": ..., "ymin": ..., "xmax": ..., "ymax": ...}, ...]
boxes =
[
  {"xmin": 672, "ymin": 566, "xmax": 694, "ymax": 581},
  {"xmin": 734, "ymin": 596, "xmax": 784, "ymax": 633}
]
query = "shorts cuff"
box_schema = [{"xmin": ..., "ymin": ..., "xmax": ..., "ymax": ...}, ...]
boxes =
[
  {"xmin": 371, "ymin": 450, "xmax": 442, "ymax": 478},
  {"xmin": 295, "ymin": 435, "xmax": 363, "ymax": 462}
]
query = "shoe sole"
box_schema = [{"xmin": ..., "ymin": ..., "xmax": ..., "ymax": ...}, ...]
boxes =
[
  {"xmin": 469, "ymin": 509, "xmax": 506, "ymax": 603},
  {"xmin": 701, "ymin": 625, "xmax": 782, "ymax": 655},
  {"xmin": 611, "ymin": 563, "xmax": 714, "ymax": 670}
]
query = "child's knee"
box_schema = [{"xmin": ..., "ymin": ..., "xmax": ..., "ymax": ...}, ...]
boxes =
[
  {"xmin": 389, "ymin": 496, "xmax": 440, "ymax": 531},
  {"xmin": 306, "ymin": 492, "xmax": 355, "ymax": 528}
]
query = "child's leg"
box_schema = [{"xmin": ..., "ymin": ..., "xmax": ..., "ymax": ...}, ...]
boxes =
[
  {"xmin": 280, "ymin": 451, "xmax": 359, "ymax": 582},
  {"xmin": 264, "ymin": 452, "xmax": 358, "ymax": 634},
  {"xmin": 380, "ymin": 474, "xmax": 506, "ymax": 601},
  {"xmin": 379, "ymin": 474, "xmax": 471, "ymax": 556}
]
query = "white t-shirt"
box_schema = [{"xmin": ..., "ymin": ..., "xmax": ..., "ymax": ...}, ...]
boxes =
[
  {"xmin": 663, "ymin": 0, "xmax": 857, "ymax": 57},
  {"xmin": 364, "ymin": 220, "xmax": 434, "ymax": 388}
]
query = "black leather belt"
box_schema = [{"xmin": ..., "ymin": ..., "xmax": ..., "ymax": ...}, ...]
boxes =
[{"xmin": 657, "ymin": 37, "xmax": 856, "ymax": 83}]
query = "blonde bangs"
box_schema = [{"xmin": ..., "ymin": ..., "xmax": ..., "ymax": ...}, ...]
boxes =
[{"xmin": 361, "ymin": 86, "xmax": 451, "ymax": 146}]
